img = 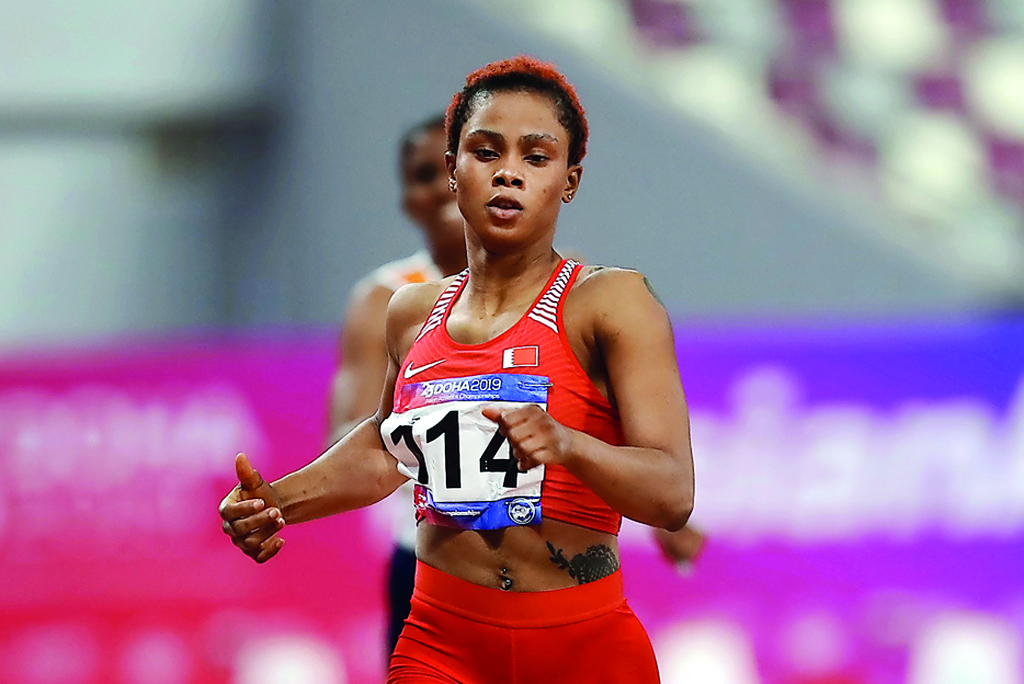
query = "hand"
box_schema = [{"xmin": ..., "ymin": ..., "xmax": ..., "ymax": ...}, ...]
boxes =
[
  {"xmin": 218, "ymin": 453, "xmax": 287, "ymax": 563},
  {"xmin": 653, "ymin": 525, "xmax": 705, "ymax": 567},
  {"xmin": 482, "ymin": 404, "xmax": 574, "ymax": 472}
]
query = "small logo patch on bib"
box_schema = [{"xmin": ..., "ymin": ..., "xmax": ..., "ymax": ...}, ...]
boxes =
[{"xmin": 508, "ymin": 498, "xmax": 538, "ymax": 525}]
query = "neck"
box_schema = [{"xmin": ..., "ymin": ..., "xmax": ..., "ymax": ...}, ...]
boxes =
[{"xmin": 463, "ymin": 243, "xmax": 561, "ymax": 315}]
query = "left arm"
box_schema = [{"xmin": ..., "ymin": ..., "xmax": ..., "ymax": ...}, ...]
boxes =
[{"xmin": 484, "ymin": 270, "xmax": 694, "ymax": 530}]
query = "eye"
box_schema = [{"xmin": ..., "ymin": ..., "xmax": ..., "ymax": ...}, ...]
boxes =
[
  {"xmin": 473, "ymin": 148, "xmax": 498, "ymax": 160},
  {"xmin": 526, "ymin": 154, "xmax": 549, "ymax": 164}
]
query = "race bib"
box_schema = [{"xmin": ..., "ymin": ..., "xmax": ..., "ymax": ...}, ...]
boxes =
[{"xmin": 381, "ymin": 373, "xmax": 550, "ymax": 530}]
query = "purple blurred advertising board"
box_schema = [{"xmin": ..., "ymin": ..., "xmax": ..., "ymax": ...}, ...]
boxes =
[{"xmin": 1, "ymin": 317, "xmax": 1022, "ymax": 684}]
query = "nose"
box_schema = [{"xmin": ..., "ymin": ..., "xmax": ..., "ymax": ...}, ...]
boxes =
[{"xmin": 492, "ymin": 164, "xmax": 524, "ymax": 188}]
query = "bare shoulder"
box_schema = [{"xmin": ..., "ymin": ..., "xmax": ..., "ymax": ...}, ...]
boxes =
[
  {"xmin": 384, "ymin": 277, "xmax": 455, "ymax": 355},
  {"xmin": 387, "ymin": 279, "xmax": 447, "ymax": 327},
  {"xmin": 569, "ymin": 266, "xmax": 666, "ymax": 316}
]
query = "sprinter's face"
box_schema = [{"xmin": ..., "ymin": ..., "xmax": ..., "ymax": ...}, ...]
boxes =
[{"xmin": 448, "ymin": 90, "xmax": 580, "ymax": 253}]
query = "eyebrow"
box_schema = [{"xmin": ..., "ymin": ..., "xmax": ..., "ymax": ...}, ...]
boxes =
[
  {"xmin": 521, "ymin": 132, "xmax": 560, "ymax": 145},
  {"xmin": 465, "ymin": 129, "xmax": 560, "ymax": 145}
]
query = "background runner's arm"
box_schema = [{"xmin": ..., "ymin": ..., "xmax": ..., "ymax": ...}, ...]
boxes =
[{"xmin": 327, "ymin": 282, "xmax": 393, "ymax": 445}]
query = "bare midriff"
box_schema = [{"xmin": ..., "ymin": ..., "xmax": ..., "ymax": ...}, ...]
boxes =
[{"xmin": 416, "ymin": 518, "xmax": 619, "ymax": 592}]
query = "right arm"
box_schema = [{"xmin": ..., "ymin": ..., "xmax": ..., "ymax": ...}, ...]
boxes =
[
  {"xmin": 219, "ymin": 363, "xmax": 407, "ymax": 563},
  {"xmin": 288, "ymin": 281, "xmax": 443, "ymax": 520},
  {"xmin": 276, "ymin": 346, "xmax": 407, "ymax": 524},
  {"xmin": 219, "ymin": 281, "xmax": 441, "ymax": 562}
]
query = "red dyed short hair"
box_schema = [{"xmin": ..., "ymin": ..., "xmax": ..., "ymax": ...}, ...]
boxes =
[{"xmin": 445, "ymin": 55, "xmax": 589, "ymax": 166}]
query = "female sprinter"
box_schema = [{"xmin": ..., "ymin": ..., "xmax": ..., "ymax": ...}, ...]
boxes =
[{"xmin": 219, "ymin": 55, "xmax": 694, "ymax": 683}]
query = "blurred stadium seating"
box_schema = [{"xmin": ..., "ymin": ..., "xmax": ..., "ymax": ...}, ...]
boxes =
[{"xmin": 476, "ymin": 0, "xmax": 1024, "ymax": 290}]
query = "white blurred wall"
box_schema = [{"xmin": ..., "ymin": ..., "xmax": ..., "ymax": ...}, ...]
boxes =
[
  {"xmin": 0, "ymin": 0, "xmax": 1014, "ymax": 349},
  {"xmin": 0, "ymin": 0, "xmax": 276, "ymax": 345},
  {"xmin": 0, "ymin": 2, "xmax": 265, "ymax": 118},
  {"xmin": 0, "ymin": 137, "xmax": 220, "ymax": 339}
]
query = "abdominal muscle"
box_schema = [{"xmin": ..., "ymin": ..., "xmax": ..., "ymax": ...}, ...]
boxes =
[{"xmin": 415, "ymin": 517, "xmax": 620, "ymax": 592}]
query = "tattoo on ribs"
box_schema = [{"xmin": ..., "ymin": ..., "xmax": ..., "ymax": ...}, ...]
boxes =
[{"xmin": 546, "ymin": 541, "xmax": 620, "ymax": 584}]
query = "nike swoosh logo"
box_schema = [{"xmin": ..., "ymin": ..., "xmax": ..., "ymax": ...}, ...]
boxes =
[{"xmin": 403, "ymin": 359, "xmax": 446, "ymax": 379}]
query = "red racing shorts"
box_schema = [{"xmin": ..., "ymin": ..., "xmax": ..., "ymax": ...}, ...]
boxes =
[{"xmin": 387, "ymin": 561, "xmax": 660, "ymax": 684}]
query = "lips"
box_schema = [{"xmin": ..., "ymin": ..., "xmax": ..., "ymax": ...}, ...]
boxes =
[
  {"xmin": 486, "ymin": 195, "xmax": 523, "ymax": 222},
  {"xmin": 487, "ymin": 195, "xmax": 523, "ymax": 210}
]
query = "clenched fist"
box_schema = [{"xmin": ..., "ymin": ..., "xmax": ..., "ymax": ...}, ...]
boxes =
[{"xmin": 481, "ymin": 404, "xmax": 576, "ymax": 472}]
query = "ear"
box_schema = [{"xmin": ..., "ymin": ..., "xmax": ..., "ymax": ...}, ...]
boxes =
[
  {"xmin": 561, "ymin": 164, "xmax": 583, "ymax": 203},
  {"xmin": 445, "ymin": 151, "xmax": 457, "ymax": 192}
]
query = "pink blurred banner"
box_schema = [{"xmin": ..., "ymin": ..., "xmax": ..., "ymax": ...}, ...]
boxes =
[
  {"xmin": 0, "ymin": 333, "xmax": 393, "ymax": 684},
  {"xmin": 1, "ymin": 319, "xmax": 1023, "ymax": 684}
]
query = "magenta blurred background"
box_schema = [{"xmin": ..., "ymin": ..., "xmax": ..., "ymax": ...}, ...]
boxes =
[{"xmin": 2, "ymin": 318, "xmax": 1023, "ymax": 683}]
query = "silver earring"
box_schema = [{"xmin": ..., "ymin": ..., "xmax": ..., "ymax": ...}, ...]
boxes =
[
  {"xmin": 563, "ymin": 193, "xmax": 574, "ymax": 203},
  {"xmin": 449, "ymin": 179, "xmax": 457, "ymax": 192}
]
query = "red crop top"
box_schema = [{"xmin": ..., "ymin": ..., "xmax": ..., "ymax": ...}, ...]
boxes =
[{"xmin": 381, "ymin": 259, "xmax": 623, "ymax": 535}]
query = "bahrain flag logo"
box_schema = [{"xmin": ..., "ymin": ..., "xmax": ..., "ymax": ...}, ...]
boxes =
[{"xmin": 502, "ymin": 345, "xmax": 539, "ymax": 369}]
